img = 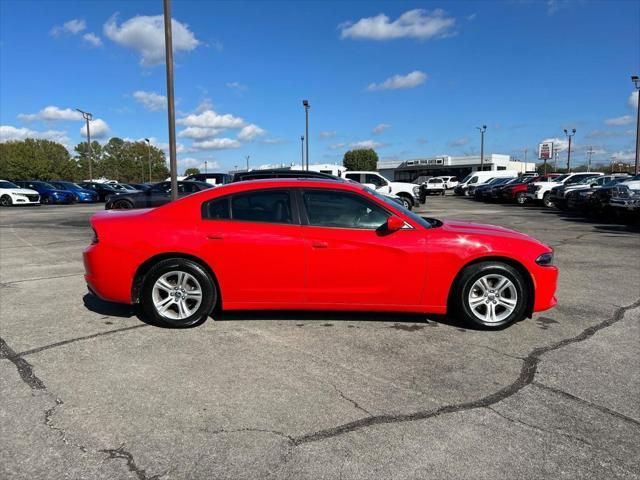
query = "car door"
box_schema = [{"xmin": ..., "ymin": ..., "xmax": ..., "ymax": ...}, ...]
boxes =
[
  {"xmin": 198, "ymin": 188, "xmax": 306, "ymax": 307},
  {"xmin": 146, "ymin": 182, "xmax": 172, "ymax": 207},
  {"xmin": 299, "ymin": 188, "xmax": 427, "ymax": 308}
]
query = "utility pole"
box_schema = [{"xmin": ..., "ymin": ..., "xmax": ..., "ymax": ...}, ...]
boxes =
[
  {"xmin": 300, "ymin": 135, "xmax": 304, "ymax": 167},
  {"xmin": 553, "ymin": 149, "xmax": 558, "ymax": 172},
  {"xmin": 144, "ymin": 138, "xmax": 152, "ymax": 182},
  {"xmin": 303, "ymin": 100, "xmax": 310, "ymax": 170},
  {"xmin": 632, "ymin": 75, "xmax": 640, "ymax": 175},
  {"xmin": 163, "ymin": 0, "xmax": 178, "ymax": 200},
  {"xmin": 476, "ymin": 125, "xmax": 487, "ymax": 171},
  {"xmin": 204, "ymin": 160, "xmax": 208, "ymax": 173},
  {"xmin": 564, "ymin": 128, "xmax": 576, "ymax": 173},
  {"xmin": 246, "ymin": 155, "xmax": 250, "ymax": 172},
  {"xmin": 76, "ymin": 109, "xmax": 93, "ymax": 180},
  {"xmin": 586, "ymin": 145, "xmax": 594, "ymax": 172}
]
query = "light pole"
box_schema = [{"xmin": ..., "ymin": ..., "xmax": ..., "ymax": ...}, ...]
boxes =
[
  {"xmin": 303, "ymin": 100, "xmax": 310, "ymax": 170},
  {"xmin": 144, "ymin": 138, "xmax": 152, "ymax": 182},
  {"xmin": 564, "ymin": 128, "xmax": 576, "ymax": 173},
  {"xmin": 163, "ymin": 0, "xmax": 178, "ymax": 201},
  {"xmin": 204, "ymin": 160, "xmax": 208, "ymax": 173},
  {"xmin": 76, "ymin": 108, "xmax": 93, "ymax": 180},
  {"xmin": 246, "ymin": 155, "xmax": 250, "ymax": 172},
  {"xmin": 476, "ymin": 125, "xmax": 486, "ymax": 171},
  {"xmin": 586, "ymin": 145, "xmax": 594, "ymax": 172},
  {"xmin": 300, "ymin": 135, "xmax": 304, "ymax": 167},
  {"xmin": 632, "ymin": 75, "xmax": 639, "ymax": 175}
]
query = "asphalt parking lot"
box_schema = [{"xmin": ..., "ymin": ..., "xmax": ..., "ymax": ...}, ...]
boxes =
[{"xmin": 1, "ymin": 197, "xmax": 639, "ymax": 480}]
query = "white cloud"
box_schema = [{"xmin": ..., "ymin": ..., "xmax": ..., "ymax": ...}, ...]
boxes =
[
  {"xmin": 611, "ymin": 150, "xmax": 635, "ymax": 161},
  {"xmin": 133, "ymin": 90, "xmax": 167, "ymax": 111},
  {"xmin": 0, "ymin": 125, "xmax": 70, "ymax": 145},
  {"xmin": 195, "ymin": 97, "xmax": 213, "ymax": 113},
  {"xmin": 18, "ymin": 106, "xmax": 82, "ymax": 122},
  {"xmin": 82, "ymin": 32, "xmax": 103, "ymax": 47},
  {"xmin": 226, "ymin": 82, "xmax": 248, "ymax": 93},
  {"xmin": 448, "ymin": 136, "xmax": 470, "ymax": 147},
  {"xmin": 541, "ymin": 137, "xmax": 569, "ymax": 152},
  {"xmin": 340, "ymin": 9, "xmax": 455, "ymax": 41},
  {"xmin": 177, "ymin": 109, "xmax": 244, "ymax": 129},
  {"xmin": 349, "ymin": 140, "xmax": 385, "ymax": 149},
  {"xmin": 192, "ymin": 138, "xmax": 242, "ymax": 150},
  {"xmin": 319, "ymin": 131, "xmax": 337, "ymax": 139},
  {"xmin": 372, "ymin": 123, "xmax": 391, "ymax": 135},
  {"xmin": 104, "ymin": 14, "xmax": 200, "ymax": 67},
  {"xmin": 329, "ymin": 142, "xmax": 347, "ymax": 150},
  {"xmin": 629, "ymin": 91, "xmax": 639, "ymax": 109},
  {"xmin": 237, "ymin": 124, "xmax": 265, "ymax": 141},
  {"xmin": 367, "ymin": 71, "xmax": 427, "ymax": 91},
  {"xmin": 466, "ymin": 13, "xmax": 477, "ymax": 21},
  {"xmin": 51, "ymin": 19, "xmax": 86, "ymax": 37},
  {"xmin": 604, "ymin": 115, "xmax": 633, "ymax": 126},
  {"xmin": 416, "ymin": 137, "xmax": 429, "ymax": 144},
  {"xmin": 80, "ymin": 119, "xmax": 110, "ymax": 139},
  {"xmin": 178, "ymin": 127, "xmax": 221, "ymax": 139}
]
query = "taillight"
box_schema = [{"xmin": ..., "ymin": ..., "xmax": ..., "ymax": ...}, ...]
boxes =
[{"xmin": 91, "ymin": 228, "xmax": 99, "ymax": 244}]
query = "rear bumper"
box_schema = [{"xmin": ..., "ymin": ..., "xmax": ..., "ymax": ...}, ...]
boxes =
[{"xmin": 83, "ymin": 244, "xmax": 135, "ymax": 304}]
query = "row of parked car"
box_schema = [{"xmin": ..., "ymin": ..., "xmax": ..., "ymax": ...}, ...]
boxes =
[{"xmin": 464, "ymin": 171, "xmax": 640, "ymax": 223}]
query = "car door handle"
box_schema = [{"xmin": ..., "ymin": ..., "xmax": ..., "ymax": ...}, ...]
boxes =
[
  {"xmin": 311, "ymin": 241, "xmax": 328, "ymax": 249},
  {"xmin": 206, "ymin": 234, "xmax": 224, "ymax": 240}
]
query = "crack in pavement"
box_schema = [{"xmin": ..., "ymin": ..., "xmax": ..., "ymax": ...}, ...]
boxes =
[
  {"xmin": 532, "ymin": 381, "xmax": 640, "ymax": 427},
  {"xmin": 290, "ymin": 298, "xmax": 640, "ymax": 446},
  {"xmin": 100, "ymin": 445, "xmax": 162, "ymax": 480},
  {"xmin": 0, "ymin": 337, "xmax": 46, "ymax": 389},
  {"xmin": 0, "ymin": 272, "xmax": 84, "ymax": 286},
  {"xmin": 329, "ymin": 382, "xmax": 372, "ymax": 416}
]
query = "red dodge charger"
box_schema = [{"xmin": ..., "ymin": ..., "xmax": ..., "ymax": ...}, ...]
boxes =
[{"xmin": 84, "ymin": 179, "xmax": 557, "ymax": 329}]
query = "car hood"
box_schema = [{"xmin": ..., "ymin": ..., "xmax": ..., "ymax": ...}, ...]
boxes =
[
  {"xmin": 439, "ymin": 219, "xmax": 544, "ymax": 244},
  {"xmin": 5, "ymin": 188, "xmax": 39, "ymax": 195}
]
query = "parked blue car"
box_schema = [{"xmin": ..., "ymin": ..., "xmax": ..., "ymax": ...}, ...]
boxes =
[
  {"xmin": 49, "ymin": 181, "xmax": 99, "ymax": 203},
  {"xmin": 14, "ymin": 181, "xmax": 76, "ymax": 204}
]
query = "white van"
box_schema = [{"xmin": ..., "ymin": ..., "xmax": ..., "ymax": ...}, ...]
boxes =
[{"xmin": 454, "ymin": 170, "xmax": 517, "ymax": 196}]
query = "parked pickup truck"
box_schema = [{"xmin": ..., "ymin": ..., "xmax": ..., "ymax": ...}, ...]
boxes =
[
  {"xmin": 343, "ymin": 171, "xmax": 422, "ymax": 209},
  {"xmin": 526, "ymin": 172, "xmax": 603, "ymax": 207}
]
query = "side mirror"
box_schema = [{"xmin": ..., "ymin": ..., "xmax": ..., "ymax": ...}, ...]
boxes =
[{"xmin": 385, "ymin": 215, "xmax": 404, "ymax": 232}]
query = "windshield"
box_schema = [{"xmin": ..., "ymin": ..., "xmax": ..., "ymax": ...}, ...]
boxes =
[
  {"xmin": 35, "ymin": 182, "xmax": 56, "ymax": 189},
  {"xmin": 367, "ymin": 188, "xmax": 435, "ymax": 229},
  {"xmin": 0, "ymin": 181, "xmax": 19, "ymax": 188},
  {"xmin": 52, "ymin": 182, "xmax": 81, "ymax": 190},
  {"xmin": 552, "ymin": 174, "xmax": 570, "ymax": 183}
]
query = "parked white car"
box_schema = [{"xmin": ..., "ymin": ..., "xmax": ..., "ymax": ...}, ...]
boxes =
[
  {"xmin": 526, "ymin": 172, "xmax": 603, "ymax": 207},
  {"xmin": 454, "ymin": 170, "xmax": 517, "ymax": 196},
  {"xmin": 423, "ymin": 177, "xmax": 446, "ymax": 195},
  {"xmin": 437, "ymin": 176, "xmax": 459, "ymax": 189},
  {"xmin": 0, "ymin": 180, "xmax": 41, "ymax": 206},
  {"xmin": 343, "ymin": 171, "xmax": 422, "ymax": 209}
]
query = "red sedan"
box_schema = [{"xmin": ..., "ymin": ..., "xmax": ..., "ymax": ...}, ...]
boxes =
[{"xmin": 84, "ymin": 179, "xmax": 557, "ymax": 329}]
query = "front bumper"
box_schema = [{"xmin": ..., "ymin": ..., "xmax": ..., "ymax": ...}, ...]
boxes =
[
  {"xmin": 532, "ymin": 264, "xmax": 559, "ymax": 313},
  {"xmin": 10, "ymin": 193, "xmax": 40, "ymax": 205}
]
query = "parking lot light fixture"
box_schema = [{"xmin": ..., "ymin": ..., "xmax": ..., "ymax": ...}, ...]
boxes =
[
  {"xmin": 564, "ymin": 128, "xmax": 576, "ymax": 173},
  {"xmin": 76, "ymin": 108, "xmax": 93, "ymax": 180},
  {"xmin": 476, "ymin": 125, "xmax": 487, "ymax": 171},
  {"xmin": 632, "ymin": 75, "xmax": 639, "ymax": 175},
  {"xmin": 145, "ymin": 138, "xmax": 152, "ymax": 182},
  {"xmin": 303, "ymin": 100, "xmax": 310, "ymax": 170}
]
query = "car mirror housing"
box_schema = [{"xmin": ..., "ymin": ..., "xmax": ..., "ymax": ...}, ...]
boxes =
[{"xmin": 386, "ymin": 215, "xmax": 404, "ymax": 232}]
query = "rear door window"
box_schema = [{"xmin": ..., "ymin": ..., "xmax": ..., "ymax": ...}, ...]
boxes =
[{"xmin": 231, "ymin": 190, "xmax": 293, "ymax": 224}]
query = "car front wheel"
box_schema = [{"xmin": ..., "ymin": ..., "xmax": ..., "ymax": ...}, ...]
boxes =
[
  {"xmin": 0, "ymin": 195, "xmax": 12, "ymax": 206},
  {"xmin": 516, "ymin": 192, "xmax": 527, "ymax": 205},
  {"xmin": 452, "ymin": 261, "xmax": 528, "ymax": 329},
  {"xmin": 400, "ymin": 196, "xmax": 413, "ymax": 210},
  {"xmin": 141, "ymin": 258, "xmax": 217, "ymax": 327},
  {"xmin": 542, "ymin": 192, "xmax": 553, "ymax": 208},
  {"xmin": 113, "ymin": 199, "xmax": 134, "ymax": 209}
]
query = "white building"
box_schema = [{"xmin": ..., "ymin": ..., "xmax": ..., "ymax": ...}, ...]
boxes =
[{"xmin": 378, "ymin": 154, "xmax": 536, "ymax": 182}]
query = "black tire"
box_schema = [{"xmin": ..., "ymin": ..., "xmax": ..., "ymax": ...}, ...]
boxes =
[
  {"xmin": 113, "ymin": 199, "xmax": 134, "ymax": 209},
  {"xmin": 542, "ymin": 192, "xmax": 553, "ymax": 208},
  {"xmin": 42, "ymin": 195, "xmax": 52, "ymax": 205},
  {"xmin": 400, "ymin": 195, "xmax": 413, "ymax": 210},
  {"xmin": 515, "ymin": 192, "xmax": 527, "ymax": 205},
  {"xmin": 0, "ymin": 195, "xmax": 12, "ymax": 207},
  {"xmin": 451, "ymin": 261, "xmax": 529, "ymax": 329},
  {"xmin": 141, "ymin": 258, "xmax": 217, "ymax": 327}
]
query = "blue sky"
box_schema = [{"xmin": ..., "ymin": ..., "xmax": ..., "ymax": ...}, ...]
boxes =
[{"xmin": 1, "ymin": 0, "xmax": 638, "ymax": 173}]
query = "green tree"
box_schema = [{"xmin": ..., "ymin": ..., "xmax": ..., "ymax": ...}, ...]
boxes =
[
  {"xmin": 343, "ymin": 148, "xmax": 379, "ymax": 171},
  {"xmin": 184, "ymin": 167, "xmax": 200, "ymax": 176},
  {"xmin": 0, "ymin": 139, "xmax": 75, "ymax": 180}
]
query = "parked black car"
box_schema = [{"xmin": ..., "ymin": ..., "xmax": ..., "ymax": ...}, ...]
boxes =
[
  {"xmin": 128, "ymin": 183, "xmax": 153, "ymax": 191},
  {"xmin": 184, "ymin": 173, "xmax": 233, "ymax": 185},
  {"xmin": 105, "ymin": 181, "xmax": 212, "ymax": 209},
  {"xmin": 79, "ymin": 182, "xmax": 121, "ymax": 202},
  {"xmin": 232, "ymin": 169, "xmax": 339, "ymax": 182},
  {"xmin": 473, "ymin": 177, "xmax": 512, "ymax": 201}
]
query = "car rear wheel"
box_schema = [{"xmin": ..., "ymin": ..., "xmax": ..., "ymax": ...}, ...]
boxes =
[
  {"xmin": 113, "ymin": 199, "xmax": 134, "ymax": 209},
  {"xmin": 452, "ymin": 261, "xmax": 528, "ymax": 329},
  {"xmin": 515, "ymin": 192, "xmax": 527, "ymax": 205},
  {"xmin": 141, "ymin": 258, "xmax": 217, "ymax": 327},
  {"xmin": 0, "ymin": 195, "xmax": 12, "ymax": 206}
]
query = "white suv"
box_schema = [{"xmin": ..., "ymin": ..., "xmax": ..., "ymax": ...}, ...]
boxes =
[
  {"xmin": 0, "ymin": 180, "xmax": 40, "ymax": 206},
  {"xmin": 344, "ymin": 171, "xmax": 422, "ymax": 209},
  {"xmin": 437, "ymin": 176, "xmax": 459, "ymax": 189},
  {"xmin": 526, "ymin": 172, "xmax": 603, "ymax": 207}
]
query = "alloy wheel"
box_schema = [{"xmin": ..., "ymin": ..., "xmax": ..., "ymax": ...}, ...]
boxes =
[
  {"xmin": 152, "ymin": 270, "xmax": 203, "ymax": 320},
  {"xmin": 467, "ymin": 274, "xmax": 518, "ymax": 324}
]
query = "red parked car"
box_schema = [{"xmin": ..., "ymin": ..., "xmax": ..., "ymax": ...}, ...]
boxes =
[
  {"xmin": 84, "ymin": 179, "xmax": 557, "ymax": 329},
  {"xmin": 501, "ymin": 174, "xmax": 561, "ymax": 204}
]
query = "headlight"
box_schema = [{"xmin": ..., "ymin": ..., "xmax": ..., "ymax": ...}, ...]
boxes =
[
  {"xmin": 535, "ymin": 252, "xmax": 554, "ymax": 266},
  {"xmin": 413, "ymin": 186, "xmax": 420, "ymax": 195}
]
